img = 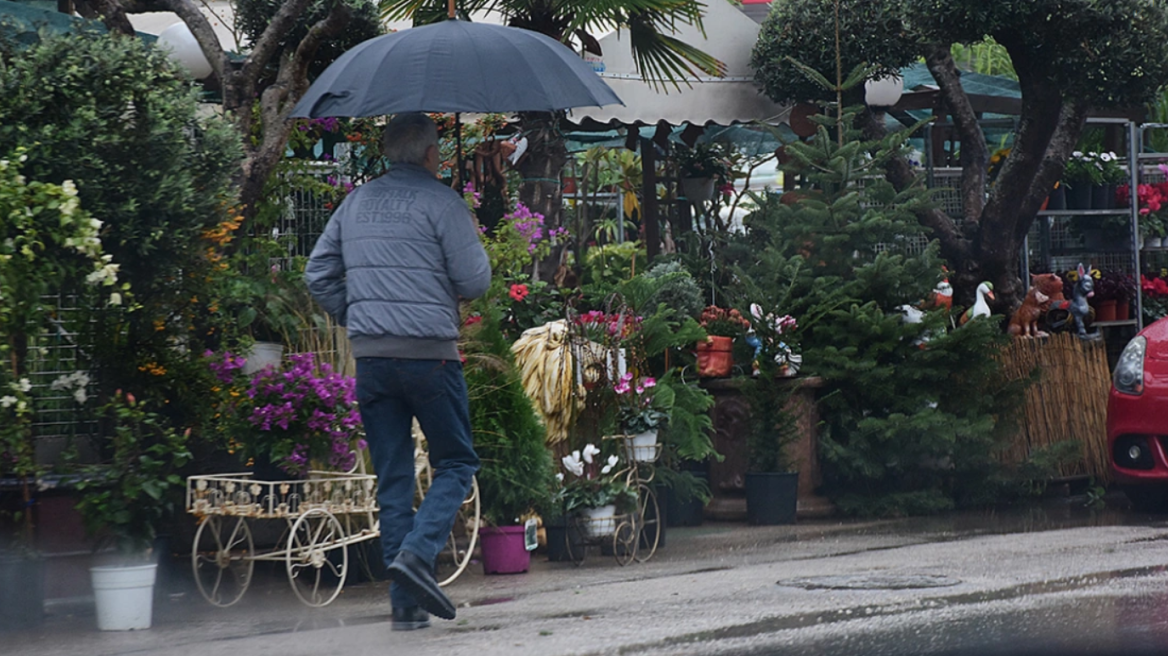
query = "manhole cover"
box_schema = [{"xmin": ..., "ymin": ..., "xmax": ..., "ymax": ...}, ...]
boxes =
[{"xmin": 779, "ymin": 574, "xmax": 962, "ymax": 590}]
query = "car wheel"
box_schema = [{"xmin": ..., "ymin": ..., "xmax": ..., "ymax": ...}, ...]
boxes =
[{"xmin": 1123, "ymin": 485, "xmax": 1168, "ymax": 513}]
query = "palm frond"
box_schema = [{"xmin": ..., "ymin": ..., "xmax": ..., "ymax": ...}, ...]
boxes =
[{"xmin": 629, "ymin": 15, "xmax": 724, "ymax": 92}]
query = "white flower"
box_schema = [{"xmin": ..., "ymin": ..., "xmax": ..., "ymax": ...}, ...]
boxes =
[
  {"xmin": 61, "ymin": 180, "xmax": 77, "ymax": 196},
  {"xmin": 555, "ymin": 472, "xmax": 564, "ymax": 483},
  {"xmin": 0, "ymin": 396, "xmax": 16, "ymax": 409},
  {"xmin": 14, "ymin": 378, "xmax": 31, "ymax": 393},
  {"xmin": 73, "ymin": 388, "xmax": 88, "ymax": 404},
  {"xmin": 582, "ymin": 443, "xmax": 601, "ymax": 464},
  {"xmin": 562, "ymin": 451, "xmax": 584, "ymax": 477},
  {"xmin": 751, "ymin": 303, "xmax": 765, "ymax": 321},
  {"xmin": 600, "ymin": 455, "xmax": 620, "ymax": 475},
  {"xmin": 15, "ymin": 400, "xmax": 26, "ymax": 413},
  {"xmin": 109, "ymin": 292, "xmax": 122, "ymax": 306}
]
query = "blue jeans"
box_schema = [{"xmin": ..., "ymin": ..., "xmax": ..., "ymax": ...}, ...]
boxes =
[{"xmin": 355, "ymin": 357, "xmax": 479, "ymax": 610}]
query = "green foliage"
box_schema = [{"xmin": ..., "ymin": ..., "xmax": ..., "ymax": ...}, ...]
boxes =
[
  {"xmin": 237, "ymin": 0, "xmax": 383, "ymax": 78},
  {"xmin": 0, "ymin": 30, "xmax": 243, "ymax": 432},
  {"xmin": 464, "ymin": 305, "xmax": 555, "ymax": 525},
  {"xmin": 0, "ymin": 150, "xmax": 113, "ymax": 483},
  {"xmin": 949, "ymin": 37, "xmax": 1016, "ymax": 79},
  {"xmin": 741, "ymin": 377, "xmax": 798, "ymax": 474},
  {"xmin": 755, "ymin": 0, "xmax": 1168, "ymax": 110},
  {"xmin": 733, "ymin": 104, "xmax": 1018, "ymax": 515},
  {"xmin": 582, "ymin": 241, "xmax": 647, "ymax": 292},
  {"xmin": 642, "ymin": 262, "xmax": 705, "ymax": 320},
  {"xmin": 655, "ymin": 371, "xmax": 716, "ymax": 464},
  {"xmin": 904, "ymin": 0, "xmax": 1168, "ymax": 109},
  {"xmin": 72, "ymin": 391, "xmax": 192, "ymax": 556},
  {"xmin": 751, "ymin": 0, "xmax": 917, "ymax": 105}
]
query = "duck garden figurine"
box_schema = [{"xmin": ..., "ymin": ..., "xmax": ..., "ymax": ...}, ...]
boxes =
[{"xmin": 959, "ymin": 281, "xmax": 995, "ymax": 326}]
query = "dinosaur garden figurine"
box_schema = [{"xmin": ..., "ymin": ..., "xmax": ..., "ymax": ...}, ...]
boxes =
[
  {"xmin": 1070, "ymin": 263, "xmax": 1097, "ymax": 338},
  {"xmin": 959, "ymin": 281, "xmax": 995, "ymax": 326}
]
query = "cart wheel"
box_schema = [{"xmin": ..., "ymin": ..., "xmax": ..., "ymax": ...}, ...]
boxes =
[
  {"xmin": 634, "ymin": 484, "xmax": 660, "ymax": 563},
  {"xmin": 613, "ymin": 519, "xmax": 637, "ymax": 566},
  {"xmin": 437, "ymin": 477, "xmax": 480, "ymax": 587},
  {"xmin": 286, "ymin": 508, "xmax": 347, "ymax": 607},
  {"xmin": 192, "ymin": 515, "xmax": 254, "ymax": 607}
]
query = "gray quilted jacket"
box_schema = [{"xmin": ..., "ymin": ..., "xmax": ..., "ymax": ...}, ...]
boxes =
[{"xmin": 305, "ymin": 163, "xmax": 491, "ymax": 361}]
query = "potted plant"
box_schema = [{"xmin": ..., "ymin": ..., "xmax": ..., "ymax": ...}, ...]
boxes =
[
  {"xmin": 675, "ymin": 143, "xmax": 730, "ymax": 203},
  {"xmin": 1, "ymin": 152, "xmax": 118, "ymax": 631},
  {"xmin": 1093, "ymin": 270, "xmax": 1134, "ymax": 323},
  {"xmin": 72, "ymin": 391, "xmax": 191, "ymax": 631},
  {"xmin": 696, "ymin": 305, "xmax": 750, "ymax": 378},
  {"xmin": 612, "ymin": 373, "xmax": 670, "ymax": 462},
  {"xmin": 1097, "ymin": 151, "xmax": 1128, "ymax": 210},
  {"xmin": 1062, "ymin": 151, "xmax": 1104, "ymax": 209},
  {"xmin": 559, "ymin": 444, "xmax": 636, "ymax": 537},
  {"xmin": 205, "ymin": 351, "xmax": 365, "ymax": 480},
  {"xmin": 741, "ymin": 359, "xmax": 800, "ymax": 526}
]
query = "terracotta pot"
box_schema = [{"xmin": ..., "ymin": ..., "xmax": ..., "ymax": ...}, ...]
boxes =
[
  {"xmin": 1116, "ymin": 300, "xmax": 1130, "ymax": 321},
  {"xmin": 1096, "ymin": 299, "xmax": 1118, "ymax": 323},
  {"xmin": 696, "ymin": 336, "xmax": 733, "ymax": 378}
]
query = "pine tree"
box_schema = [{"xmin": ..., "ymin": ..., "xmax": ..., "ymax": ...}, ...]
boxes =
[{"xmin": 734, "ymin": 105, "xmax": 1014, "ymax": 516}]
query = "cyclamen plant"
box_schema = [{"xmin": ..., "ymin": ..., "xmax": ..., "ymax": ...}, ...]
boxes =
[
  {"xmin": 207, "ymin": 351, "xmax": 365, "ymax": 476},
  {"xmin": 557, "ymin": 443, "xmax": 634, "ymax": 512},
  {"xmin": 613, "ymin": 373, "xmax": 668, "ymax": 434}
]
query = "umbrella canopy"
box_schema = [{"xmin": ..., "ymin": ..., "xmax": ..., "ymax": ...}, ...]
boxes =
[{"xmin": 291, "ymin": 18, "xmax": 622, "ymax": 118}]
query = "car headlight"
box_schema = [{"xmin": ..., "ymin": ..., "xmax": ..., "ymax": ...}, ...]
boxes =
[{"xmin": 1113, "ymin": 335, "xmax": 1146, "ymax": 396}]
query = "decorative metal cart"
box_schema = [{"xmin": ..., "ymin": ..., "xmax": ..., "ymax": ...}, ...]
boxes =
[
  {"xmin": 563, "ymin": 434, "xmax": 662, "ymax": 566},
  {"xmin": 187, "ymin": 433, "xmax": 480, "ymax": 607},
  {"xmin": 187, "ymin": 469, "xmax": 380, "ymax": 607}
]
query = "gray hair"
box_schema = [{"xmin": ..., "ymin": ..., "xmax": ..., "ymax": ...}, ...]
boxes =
[{"xmin": 382, "ymin": 113, "xmax": 438, "ymax": 165}]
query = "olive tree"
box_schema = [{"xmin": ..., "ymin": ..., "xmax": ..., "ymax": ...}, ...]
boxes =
[
  {"xmin": 752, "ymin": 0, "xmax": 1168, "ymax": 308},
  {"xmin": 78, "ymin": 0, "xmax": 361, "ymax": 219}
]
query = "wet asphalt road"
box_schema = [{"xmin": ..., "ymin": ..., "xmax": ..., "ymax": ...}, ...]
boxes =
[{"xmin": 8, "ymin": 492, "xmax": 1168, "ymax": 656}]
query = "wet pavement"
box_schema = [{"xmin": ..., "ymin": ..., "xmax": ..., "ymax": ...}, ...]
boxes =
[{"xmin": 8, "ymin": 492, "xmax": 1168, "ymax": 656}]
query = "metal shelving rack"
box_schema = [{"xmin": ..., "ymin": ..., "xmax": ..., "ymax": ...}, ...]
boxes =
[{"xmin": 1028, "ymin": 118, "xmax": 1144, "ymax": 338}]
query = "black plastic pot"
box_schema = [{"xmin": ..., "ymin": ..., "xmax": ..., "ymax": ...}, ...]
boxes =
[
  {"xmin": 1066, "ymin": 183, "xmax": 1093, "ymax": 210},
  {"xmin": 0, "ymin": 552, "xmax": 44, "ymax": 631},
  {"xmin": 544, "ymin": 523, "xmax": 583, "ymax": 562},
  {"xmin": 1092, "ymin": 183, "xmax": 1116, "ymax": 210},
  {"xmin": 744, "ymin": 472, "xmax": 799, "ymax": 525},
  {"xmin": 665, "ymin": 475, "xmax": 708, "ymax": 528}
]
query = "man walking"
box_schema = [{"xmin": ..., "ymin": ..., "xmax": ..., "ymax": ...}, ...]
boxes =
[{"xmin": 306, "ymin": 113, "xmax": 490, "ymax": 630}]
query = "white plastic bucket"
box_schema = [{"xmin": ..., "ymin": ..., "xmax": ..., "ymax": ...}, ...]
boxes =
[
  {"xmin": 629, "ymin": 430, "xmax": 659, "ymax": 462},
  {"xmin": 581, "ymin": 504, "xmax": 616, "ymax": 537},
  {"xmin": 242, "ymin": 342, "xmax": 284, "ymax": 375},
  {"xmin": 91, "ymin": 563, "xmax": 157, "ymax": 631}
]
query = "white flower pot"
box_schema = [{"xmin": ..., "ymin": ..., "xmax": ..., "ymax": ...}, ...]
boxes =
[
  {"xmin": 627, "ymin": 430, "xmax": 659, "ymax": 462},
  {"xmin": 242, "ymin": 341, "xmax": 284, "ymax": 375},
  {"xmin": 1148, "ymin": 236, "xmax": 1163, "ymax": 249},
  {"xmin": 581, "ymin": 504, "xmax": 617, "ymax": 537},
  {"xmin": 91, "ymin": 563, "xmax": 157, "ymax": 631},
  {"xmin": 681, "ymin": 177, "xmax": 715, "ymax": 203}
]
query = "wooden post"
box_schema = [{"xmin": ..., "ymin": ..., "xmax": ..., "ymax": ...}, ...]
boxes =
[{"xmin": 640, "ymin": 137, "xmax": 660, "ymax": 261}]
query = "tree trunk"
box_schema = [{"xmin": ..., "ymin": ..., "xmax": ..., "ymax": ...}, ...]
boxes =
[{"xmin": 517, "ymin": 112, "xmax": 568, "ymax": 281}]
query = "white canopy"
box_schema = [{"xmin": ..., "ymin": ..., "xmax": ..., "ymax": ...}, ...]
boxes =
[{"xmin": 568, "ymin": 0, "xmax": 788, "ymax": 126}]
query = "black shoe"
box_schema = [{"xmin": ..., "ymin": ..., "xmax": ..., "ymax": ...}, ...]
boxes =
[
  {"xmin": 387, "ymin": 550, "xmax": 456, "ymax": 620},
  {"xmin": 391, "ymin": 606, "xmax": 431, "ymax": 631}
]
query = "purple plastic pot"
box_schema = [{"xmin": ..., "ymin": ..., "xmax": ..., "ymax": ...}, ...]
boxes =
[{"xmin": 479, "ymin": 525, "xmax": 530, "ymax": 575}]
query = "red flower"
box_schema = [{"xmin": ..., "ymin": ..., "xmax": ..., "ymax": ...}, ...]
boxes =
[
  {"xmin": 509, "ymin": 283, "xmax": 529, "ymax": 302},
  {"xmin": 464, "ymin": 314, "xmax": 483, "ymax": 326}
]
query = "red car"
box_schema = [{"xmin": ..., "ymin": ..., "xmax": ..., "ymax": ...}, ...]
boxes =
[{"xmin": 1108, "ymin": 318, "xmax": 1168, "ymax": 510}]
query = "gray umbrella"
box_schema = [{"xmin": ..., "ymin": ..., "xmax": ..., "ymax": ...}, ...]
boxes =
[{"xmin": 290, "ymin": 18, "xmax": 622, "ymax": 118}]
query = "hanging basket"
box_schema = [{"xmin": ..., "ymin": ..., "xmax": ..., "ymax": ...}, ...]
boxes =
[{"xmin": 681, "ymin": 177, "xmax": 715, "ymax": 203}]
